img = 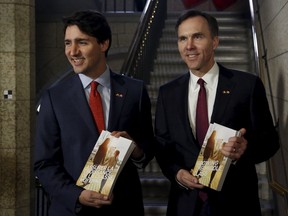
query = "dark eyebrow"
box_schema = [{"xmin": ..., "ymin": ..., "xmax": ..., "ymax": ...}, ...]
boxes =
[
  {"xmin": 64, "ymin": 37, "xmax": 90, "ymax": 42},
  {"xmin": 193, "ymin": 32, "xmax": 203, "ymax": 37},
  {"xmin": 178, "ymin": 32, "xmax": 204, "ymax": 40}
]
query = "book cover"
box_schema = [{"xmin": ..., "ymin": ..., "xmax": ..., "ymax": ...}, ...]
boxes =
[
  {"xmin": 192, "ymin": 123, "xmax": 240, "ymax": 191},
  {"xmin": 76, "ymin": 130, "xmax": 135, "ymax": 196}
]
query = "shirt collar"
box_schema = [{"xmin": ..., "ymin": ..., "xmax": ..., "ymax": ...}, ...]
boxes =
[
  {"xmin": 79, "ymin": 65, "xmax": 111, "ymax": 89},
  {"xmin": 189, "ymin": 63, "xmax": 219, "ymax": 90}
]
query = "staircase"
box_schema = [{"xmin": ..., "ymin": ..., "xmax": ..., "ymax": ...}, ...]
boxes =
[{"xmin": 141, "ymin": 11, "xmax": 272, "ymax": 216}]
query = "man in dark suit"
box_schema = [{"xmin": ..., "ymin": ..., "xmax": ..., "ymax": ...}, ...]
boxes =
[
  {"xmin": 34, "ymin": 10, "xmax": 154, "ymax": 216},
  {"xmin": 154, "ymin": 10, "xmax": 279, "ymax": 216}
]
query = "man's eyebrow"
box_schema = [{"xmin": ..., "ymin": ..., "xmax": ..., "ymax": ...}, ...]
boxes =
[
  {"xmin": 178, "ymin": 32, "xmax": 203, "ymax": 38},
  {"xmin": 64, "ymin": 37, "xmax": 90, "ymax": 42}
]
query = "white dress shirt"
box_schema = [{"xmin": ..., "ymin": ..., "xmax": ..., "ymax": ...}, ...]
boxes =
[
  {"xmin": 188, "ymin": 63, "xmax": 219, "ymax": 138},
  {"xmin": 79, "ymin": 66, "xmax": 111, "ymax": 129}
]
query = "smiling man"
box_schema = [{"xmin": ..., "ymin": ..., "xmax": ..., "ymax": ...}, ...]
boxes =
[
  {"xmin": 34, "ymin": 10, "xmax": 155, "ymax": 216},
  {"xmin": 154, "ymin": 10, "xmax": 279, "ymax": 216}
]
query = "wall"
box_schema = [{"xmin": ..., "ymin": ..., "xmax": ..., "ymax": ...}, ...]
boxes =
[
  {"xmin": 0, "ymin": 0, "xmax": 35, "ymax": 215},
  {"xmin": 255, "ymin": 0, "xmax": 288, "ymax": 215}
]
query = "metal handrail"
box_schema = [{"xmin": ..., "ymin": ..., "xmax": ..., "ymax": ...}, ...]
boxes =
[
  {"xmin": 120, "ymin": 0, "xmax": 167, "ymax": 84},
  {"xmin": 248, "ymin": 0, "xmax": 260, "ymax": 77},
  {"xmin": 248, "ymin": 0, "xmax": 277, "ymax": 125},
  {"xmin": 35, "ymin": 177, "xmax": 49, "ymax": 216}
]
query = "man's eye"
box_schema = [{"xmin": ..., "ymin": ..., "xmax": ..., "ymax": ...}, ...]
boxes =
[
  {"xmin": 79, "ymin": 41, "xmax": 88, "ymax": 45},
  {"xmin": 178, "ymin": 37, "xmax": 187, "ymax": 42},
  {"xmin": 194, "ymin": 34, "xmax": 203, "ymax": 40}
]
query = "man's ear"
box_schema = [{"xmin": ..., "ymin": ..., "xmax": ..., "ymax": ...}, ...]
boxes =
[
  {"xmin": 213, "ymin": 36, "xmax": 219, "ymax": 50},
  {"xmin": 100, "ymin": 40, "xmax": 110, "ymax": 52}
]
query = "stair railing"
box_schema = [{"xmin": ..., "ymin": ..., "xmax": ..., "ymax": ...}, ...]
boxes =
[
  {"xmin": 120, "ymin": 0, "xmax": 167, "ymax": 84},
  {"xmin": 248, "ymin": 0, "xmax": 260, "ymax": 77},
  {"xmin": 249, "ymin": 0, "xmax": 277, "ymax": 124}
]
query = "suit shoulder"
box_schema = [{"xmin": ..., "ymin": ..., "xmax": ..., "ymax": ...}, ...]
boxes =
[
  {"xmin": 159, "ymin": 72, "xmax": 189, "ymax": 90},
  {"xmin": 232, "ymin": 70, "xmax": 262, "ymax": 87},
  {"xmin": 38, "ymin": 73, "xmax": 80, "ymax": 103},
  {"xmin": 219, "ymin": 66, "xmax": 261, "ymax": 88},
  {"xmin": 48, "ymin": 72, "xmax": 78, "ymax": 91},
  {"xmin": 232, "ymin": 69, "xmax": 258, "ymax": 80},
  {"xmin": 220, "ymin": 64, "xmax": 258, "ymax": 80},
  {"xmin": 111, "ymin": 72, "xmax": 145, "ymax": 86}
]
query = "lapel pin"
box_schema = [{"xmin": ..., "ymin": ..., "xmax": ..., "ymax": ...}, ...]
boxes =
[
  {"xmin": 115, "ymin": 93, "xmax": 123, "ymax": 97},
  {"xmin": 222, "ymin": 90, "xmax": 230, "ymax": 94}
]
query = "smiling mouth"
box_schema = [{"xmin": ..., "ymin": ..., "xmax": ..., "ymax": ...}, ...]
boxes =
[
  {"xmin": 71, "ymin": 58, "xmax": 85, "ymax": 66},
  {"xmin": 186, "ymin": 54, "xmax": 198, "ymax": 60},
  {"xmin": 186, "ymin": 52, "xmax": 198, "ymax": 56}
]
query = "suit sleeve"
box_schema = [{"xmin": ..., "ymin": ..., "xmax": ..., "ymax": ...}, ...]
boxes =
[
  {"xmin": 154, "ymin": 87, "xmax": 183, "ymax": 183},
  {"xmin": 132, "ymin": 83, "xmax": 155, "ymax": 168},
  {"xmin": 247, "ymin": 77, "xmax": 279, "ymax": 163},
  {"xmin": 34, "ymin": 90, "xmax": 83, "ymax": 213}
]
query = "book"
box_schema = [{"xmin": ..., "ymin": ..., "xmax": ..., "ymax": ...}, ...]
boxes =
[
  {"xmin": 76, "ymin": 130, "xmax": 135, "ymax": 196},
  {"xmin": 192, "ymin": 123, "xmax": 241, "ymax": 191}
]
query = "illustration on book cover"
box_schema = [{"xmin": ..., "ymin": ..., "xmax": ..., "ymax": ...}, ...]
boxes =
[
  {"xmin": 193, "ymin": 123, "xmax": 239, "ymax": 191},
  {"xmin": 76, "ymin": 131, "xmax": 134, "ymax": 196}
]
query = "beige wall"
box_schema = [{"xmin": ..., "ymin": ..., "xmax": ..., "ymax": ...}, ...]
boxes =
[
  {"xmin": 0, "ymin": 0, "xmax": 35, "ymax": 215},
  {"xmin": 256, "ymin": 0, "xmax": 288, "ymax": 215}
]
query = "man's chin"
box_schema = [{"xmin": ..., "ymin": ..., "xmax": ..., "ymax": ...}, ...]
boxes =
[{"xmin": 72, "ymin": 68, "xmax": 83, "ymax": 74}]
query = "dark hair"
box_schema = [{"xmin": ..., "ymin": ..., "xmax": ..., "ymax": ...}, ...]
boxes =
[
  {"xmin": 62, "ymin": 10, "xmax": 112, "ymax": 57},
  {"xmin": 175, "ymin": 10, "xmax": 219, "ymax": 38}
]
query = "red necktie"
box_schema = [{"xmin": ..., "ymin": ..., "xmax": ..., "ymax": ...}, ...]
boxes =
[
  {"xmin": 196, "ymin": 78, "xmax": 209, "ymax": 146},
  {"xmin": 89, "ymin": 81, "xmax": 105, "ymax": 133},
  {"xmin": 196, "ymin": 78, "xmax": 209, "ymax": 202}
]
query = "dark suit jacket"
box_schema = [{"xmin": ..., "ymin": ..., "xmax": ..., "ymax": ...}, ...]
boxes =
[
  {"xmin": 34, "ymin": 71, "xmax": 155, "ymax": 216},
  {"xmin": 154, "ymin": 64, "xmax": 279, "ymax": 216}
]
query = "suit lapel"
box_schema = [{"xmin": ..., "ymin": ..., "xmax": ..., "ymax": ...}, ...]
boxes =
[
  {"xmin": 68, "ymin": 75, "xmax": 99, "ymax": 135},
  {"xmin": 107, "ymin": 72, "xmax": 127, "ymax": 130},
  {"xmin": 172, "ymin": 73, "xmax": 197, "ymax": 143},
  {"xmin": 211, "ymin": 65, "xmax": 236, "ymax": 123},
  {"xmin": 177, "ymin": 74, "xmax": 191, "ymax": 131}
]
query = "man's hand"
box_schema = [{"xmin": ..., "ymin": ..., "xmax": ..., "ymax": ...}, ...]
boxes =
[
  {"xmin": 176, "ymin": 169, "xmax": 205, "ymax": 190},
  {"xmin": 221, "ymin": 128, "xmax": 247, "ymax": 160},
  {"xmin": 111, "ymin": 131, "xmax": 144, "ymax": 159},
  {"xmin": 79, "ymin": 190, "xmax": 113, "ymax": 208}
]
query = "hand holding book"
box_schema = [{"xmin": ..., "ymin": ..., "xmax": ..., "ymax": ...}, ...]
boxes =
[
  {"xmin": 109, "ymin": 130, "xmax": 144, "ymax": 160},
  {"xmin": 192, "ymin": 123, "xmax": 243, "ymax": 191},
  {"xmin": 220, "ymin": 128, "xmax": 247, "ymax": 161},
  {"xmin": 76, "ymin": 130, "xmax": 135, "ymax": 196}
]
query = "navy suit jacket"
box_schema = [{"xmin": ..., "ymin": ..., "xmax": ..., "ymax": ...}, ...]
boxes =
[
  {"xmin": 34, "ymin": 71, "xmax": 154, "ymax": 216},
  {"xmin": 154, "ymin": 64, "xmax": 279, "ymax": 216}
]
